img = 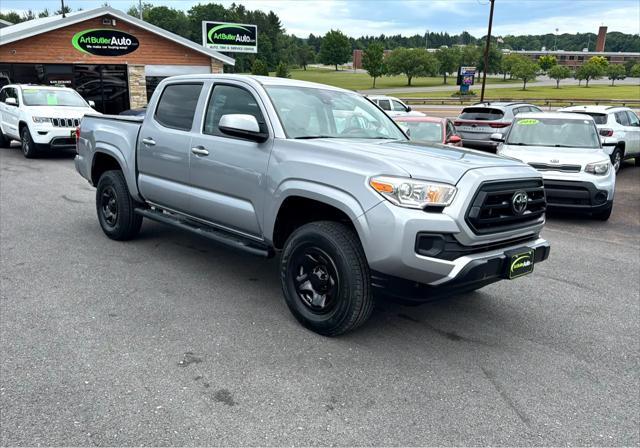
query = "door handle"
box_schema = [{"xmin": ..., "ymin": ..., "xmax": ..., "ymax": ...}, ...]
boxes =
[
  {"xmin": 142, "ymin": 137, "xmax": 156, "ymax": 146},
  {"xmin": 191, "ymin": 146, "xmax": 209, "ymax": 156}
]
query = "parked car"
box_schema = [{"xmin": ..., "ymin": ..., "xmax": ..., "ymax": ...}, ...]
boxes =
[
  {"xmin": 368, "ymin": 95, "xmax": 425, "ymax": 117},
  {"xmin": 494, "ymin": 112, "xmax": 616, "ymax": 220},
  {"xmin": 558, "ymin": 105, "xmax": 640, "ymax": 173},
  {"xmin": 119, "ymin": 106, "xmax": 147, "ymax": 117},
  {"xmin": 0, "ymin": 84, "xmax": 97, "ymax": 157},
  {"xmin": 454, "ymin": 102, "xmax": 542, "ymax": 151},
  {"xmin": 394, "ymin": 116, "xmax": 462, "ymax": 146},
  {"xmin": 75, "ymin": 75, "xmax": 550, "ymax": 335}
]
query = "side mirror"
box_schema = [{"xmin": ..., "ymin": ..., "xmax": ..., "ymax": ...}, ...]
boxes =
[
  {"xmin": 447, "ymin": 135, "xmax": 462, "ymax": 144},
  {"xmin": 88, "ymin": 100, "xmax": 96, "ymax": 107},
  {"xmin": 5, "ymin": 97, "xmax": 17, "ymax": 106},
  {"xmin": 219, "ymin": 114, "xmax": 268, "ymax": 143},
  {"xmin": 490, "ymin": 132, "xmax": 504, "ymax": 142},
  {"xmin": 406, "ymin": 105, "xmax": 412, "ymax": 112},
  {"xmin": 602, "ymin": 137, "xmax": 618, "ymax": 147}
]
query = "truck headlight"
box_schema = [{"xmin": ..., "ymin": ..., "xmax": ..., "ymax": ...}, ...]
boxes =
[
  {"xmin": 369, "ymin": 176, "xmax": 457, "ymax": 208},
  {"xmin": 585, "ymin": 160, "xmax": 610, "ymax": 176},
  {"xmin": 32, "ymin": 117, "xmax": 52, "ymax": 123}
]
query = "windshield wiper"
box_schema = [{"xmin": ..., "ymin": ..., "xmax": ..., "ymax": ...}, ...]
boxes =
[
  {"xmin": 294, "ymin": 135, "xmax": 340, "ymax": 139},
  {"xmin": 507, "ymin": 142, "xmax": 529, "ymax": 146}
]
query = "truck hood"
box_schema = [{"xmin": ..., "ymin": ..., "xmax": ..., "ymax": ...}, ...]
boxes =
[
  {"xmin": 301, "ymin": 138, "xmax": 530, "ymax": 185},
  {"xmin": 499, "ymin": 144, "xmax": 609, "ymax": 167}
]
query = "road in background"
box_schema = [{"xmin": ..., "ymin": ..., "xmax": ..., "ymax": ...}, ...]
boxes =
[{"xmin": 1, "ymin": 144, "xmax": 638, "ymax": 446}]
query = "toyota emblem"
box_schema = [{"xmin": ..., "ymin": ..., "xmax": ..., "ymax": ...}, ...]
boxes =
[{"xmin": 512, "ymin": 191, "xmax": 528, "ymax": 215}]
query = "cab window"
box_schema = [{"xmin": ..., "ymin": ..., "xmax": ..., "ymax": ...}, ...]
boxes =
[
  {"xmin": 203, "ymin": 84, "xmax": 267, "ymax": 137},
  {"xmin": 154, "ymin": 83, "xmax": 203, "ymax": 131},
  {"xmin": 377, "ymin": 100, "xmax": 391, "ymax": 111},
  {"xmin": 391, "ymin": 100, "xmax": 407, "ymax": 112}
]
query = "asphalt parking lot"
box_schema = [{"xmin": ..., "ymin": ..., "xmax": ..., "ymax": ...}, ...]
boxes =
[{"xmin": 1, "ymin": 144, "xmax": 638, "ymax": 446}]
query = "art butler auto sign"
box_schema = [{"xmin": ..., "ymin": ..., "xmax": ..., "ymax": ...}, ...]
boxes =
[
  {"xmin": 202, "ymin": 22, "xmax": 257, "ymax": 53},
  {"xmin": 72, "ymin": 29, "xmax": 139, "ymax": 56}
]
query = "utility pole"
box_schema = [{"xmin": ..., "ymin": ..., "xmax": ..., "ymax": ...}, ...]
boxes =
[
  {"xmin": 480, "ymin": 0, "xmax": 495, "ymax": 103},
  {"xmin": 139, "ymin": 0, "xmax": 143, "ymax": 20},
  {"xmin": 554, "ymin": 28, "xmax": 559, "ymax": 51},
  {"xmin": 61, "ymin": 0, "xmax": 66, "ymax": 18},
  {"xmin": 425, "ymin": 30, "xmax": 429, "ymax": 50}
]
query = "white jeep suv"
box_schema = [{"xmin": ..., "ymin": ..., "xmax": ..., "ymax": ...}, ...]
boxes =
[
  {"xmin": 0, "ymin": 84, "xmax": 97, "ymax": 158},
  {"xmin": 559, "ymin": 105, "xmax": 640, "ymax": 173}
]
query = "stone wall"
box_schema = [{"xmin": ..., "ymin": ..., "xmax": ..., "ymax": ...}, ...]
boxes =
[
  {"xmin": 210, "ymin": 59, "xmax": 224, "ymax": 74},
  {"xmin": 128, "ymin": 64, "xmax": 146, "ymax": 109}
]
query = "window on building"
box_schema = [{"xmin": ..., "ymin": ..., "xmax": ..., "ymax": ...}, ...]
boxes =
[{"xmin": 155, "ymin": 83, "xmax": 203, "ymax": 131}]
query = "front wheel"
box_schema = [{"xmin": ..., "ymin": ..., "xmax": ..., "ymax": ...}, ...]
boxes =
[
  {"xmin": 280, "ymin": 221, "xmax": 373, "ymax": 336},
  {"xmin": 21, "ymin": 126, "xmax": 38, "ymax": 158},
  {"xmin": 96, "ymin": 170, "xmax": 143, "ymax": 240}
]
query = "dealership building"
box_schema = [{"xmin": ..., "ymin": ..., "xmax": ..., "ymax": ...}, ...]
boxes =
[{"xmin": 0, "ymin": 6, "xmax": 235, "ymax": 114}]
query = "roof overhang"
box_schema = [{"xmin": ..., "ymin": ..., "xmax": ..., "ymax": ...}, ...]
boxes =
[{"xmin": 0, "ymin": 6, "xmax": 235, "ymax": 66}]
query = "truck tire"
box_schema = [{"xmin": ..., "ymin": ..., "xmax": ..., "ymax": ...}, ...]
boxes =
[
  {"xmin": 21, "ymin": 126, "xmax": 38, "ymax": 158},
  {"xmin": 592, "ymin": 203, "xmax": 613, "ymax": 221},
  {"xmin": 280, "ymin": 221, "xmax": 373, "ymax": 336},
  {"xmin": 95, "ymin": 170, "xmax": 143, "ymax": 241},
  {"xmin": 611, "ymin": 147, "xmax": 623, "ymax": 174},
  {"xmin": 0, "ymin": 127, "xmax": 8, "ymax": 148}
]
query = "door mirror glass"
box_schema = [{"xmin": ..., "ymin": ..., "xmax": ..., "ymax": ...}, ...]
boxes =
[
  {"xmin": 5, "ymin": 97, "xmax": 17, "ymax": 106},
  {"xmin": 490, "ymin": 132, "xmax": 504, "ymax": 142},
  {"xmin": 219, "ymin": 114, "xmax": 268, "ymax": 142},
  {"xmin": 448, "ymin": 135, "xmax": 462, "ymax": 144},
  {"xmin": 88, "ymin": 100, "xmax": 96, "ymax": 107},
  {"xmin": 406, "ymin": 105, "xmax": 412, "ymax": 112}
]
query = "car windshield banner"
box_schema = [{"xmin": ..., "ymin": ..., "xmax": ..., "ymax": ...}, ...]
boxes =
[
  {"xmin": 72, "ymin": 29, "xmax": 139, "ymax": 56},
  {"xmin": 202, "ymin": 21, "xmax": 257, "ymax": 53}
]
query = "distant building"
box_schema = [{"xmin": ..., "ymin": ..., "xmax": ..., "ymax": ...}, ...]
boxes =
[
  {"xmin": 352, "ymin": 49, "xmax": 392, "ymax": 70},
  {"xmin": 510, "ymin": 50, "xmax": 640, "ymax": 70}
]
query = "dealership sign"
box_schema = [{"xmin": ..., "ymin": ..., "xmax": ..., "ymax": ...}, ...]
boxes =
[
  {"xmin": 72, "ymin": 29, "xmax": 140, "ymax": 56},
  {"xmin": 202, "ymin": 22, "xmax": 257, "ymax": 53}
]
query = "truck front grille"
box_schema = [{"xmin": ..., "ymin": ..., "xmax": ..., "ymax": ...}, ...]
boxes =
[
  {"xmin": 466, "ymin": 179, "xmax": 546, "ymax": 234},
  {"xmin": 51, "ymin": 118, "xmax": 80, "ymax": 128}
]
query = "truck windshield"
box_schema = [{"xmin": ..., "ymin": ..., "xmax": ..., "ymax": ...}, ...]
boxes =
[
  {"xmin": 506, "ymin": 117, "xmax": 600, "ymax": 149},
  {"xmin": 265, "ymin": 85, "xmax": 406, "ymax": 140},
  {"xmin": 22, "ymin": 88, "xmax": 88, "ymax": 107}
]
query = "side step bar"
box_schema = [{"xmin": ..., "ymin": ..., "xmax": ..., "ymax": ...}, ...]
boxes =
[{"xmin": 135, "ymin": 208, "xmax": 274, "ymax": 258}]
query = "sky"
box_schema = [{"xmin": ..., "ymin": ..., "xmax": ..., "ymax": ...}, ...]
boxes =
[{"xmin": 1, "ymin": 0, "xmax": 639, "ymax": 38}]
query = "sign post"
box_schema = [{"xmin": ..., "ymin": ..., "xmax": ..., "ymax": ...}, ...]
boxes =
[{"xmin": 202, "ymin": 22, "xmax": 258, "ymax": 53}]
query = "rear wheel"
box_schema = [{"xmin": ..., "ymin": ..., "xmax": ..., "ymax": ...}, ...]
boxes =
[
  {"xmin": 96, "ymin": 170, "xmax": 143, "ymax": 240},
  {"xmin": 610, "ymin": 147, "xmax": 623, "ymax": 174},
  {"xmin": 280, "ymin": 221, "xmax": 373, "ymax": 336},
  {"xmin": 21, "ymin": 126, "xmax": 38, "ymax": 158},
  {"xmin": 0, "ymin": 127, "xmax": 8, "ymax": 148}
]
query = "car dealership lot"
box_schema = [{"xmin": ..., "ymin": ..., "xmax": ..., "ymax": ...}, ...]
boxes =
[{"xmin": 0, "ymin": 145, "xmax": 638, "ymax": 446}]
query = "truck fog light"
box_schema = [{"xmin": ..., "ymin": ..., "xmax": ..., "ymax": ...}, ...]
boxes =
[{"xmin": 415, "ymin": 234, "xmax": 445, "ymax": 257}]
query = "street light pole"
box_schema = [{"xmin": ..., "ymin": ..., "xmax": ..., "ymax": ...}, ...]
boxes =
[{"xmin": 480, "ymin": 0, "xmax": 495, "ymax": 103}]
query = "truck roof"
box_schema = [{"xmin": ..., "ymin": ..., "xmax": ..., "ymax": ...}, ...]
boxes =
[{"xmin": 162, "ymin": 74, "xmax": 351, "ymax": 93}]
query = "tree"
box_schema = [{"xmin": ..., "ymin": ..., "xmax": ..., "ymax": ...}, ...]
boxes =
[
  {"xmin": 127, "ymin": 2, "xmax": 154, "ymax": 20},
  {"xmin": 630, "ymin": 63, "xmax": 640, "ymax": 78},
  {"xmin": 607, "ymin": 64, "xmax": 626, "ymax": 86},
  {"xmin": 0, "ymin": 11, "xmax": 23, "ymax": 24},
  {"xmin": 319, "ymin": 30, "xmax": 351, "ymax": 71},
  {"xmin": 38, "ymin": 9, "xmax": 50, "ymax": 18},
  {"xmin": 54, "ymin": 5, "xmax": 72, "ymax": 15},
  {"xmin": 251, "ymin": 59, "xmax": 269, "ymax": 76},
  {"xmin": 275, "ymin": 62, "xmax": 290, "ymax": 78},
  {"xmin": 577, "ymin": 56, "xmax": 608, "ymax": 87},
  {"xmin": 476, "ymin": 44, "xmax": 502, "ymax": 75},
  {"xmin": 575, "ymin": 68, "xmax": 586, "ymax": 86},
  {"xmin": 538, "ymin": 55, "xmax": 557, "ymax": 72},
  {"xmin": 501, "ymin": 53, "xmax": 526, "ymax": 80},
  {"xmin": 297, "ymin": 45, "xmax": 315, "ymax": 71},
  {"xmin": 385, "ymin": 48, "xmax": 439, "ymax": 86},
  {"xmin": 511, "ymin": 59, "xmax": 539, "ymax": 90},
  {"xmin": 362, "ymin": 43, "xmax": 386, "ymax": 88},
  {"xmin": 144, "ymin": 6, "xmax": 191, "ymax": 39},
  {"xmin": 435, "ymin": 47, "xmax": 460, "ymax": 84},
  {"xmin": 548, "ymin": 65, "xmax": 571, "ymax": 88}
]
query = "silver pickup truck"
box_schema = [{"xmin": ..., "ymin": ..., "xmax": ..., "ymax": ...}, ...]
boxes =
[{"xmin": 75, "ymin": 75, "xmax": 550, "ymax": 336}]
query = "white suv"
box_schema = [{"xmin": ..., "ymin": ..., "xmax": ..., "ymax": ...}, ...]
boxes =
[
  {"xmin": 368, "ymin": 95, "xmax": 425, "ymax": 117},
  {"xmin": 559, "ymin": 105, "xmax": 640, "ymax": 172},
  {"xmin": 0, "ymin": 84, "xmax": 97, "ymax": 158}
]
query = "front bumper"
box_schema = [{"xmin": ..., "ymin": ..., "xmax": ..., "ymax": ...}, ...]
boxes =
[
  {"xmin": 31, "ymin": 124, "xmax": 77, "ymax": 148},
  {"xmin": 542, "ymin": 173, "xmax": 615, "ymax": 211},
  {"xmin": 371, "ymin": 239, "xmax": 550, "ymax": 304}
]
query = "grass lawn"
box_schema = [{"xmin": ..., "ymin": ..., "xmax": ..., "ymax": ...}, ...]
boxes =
[
  {"xmin": 278, "ymin": 67, "xmax": 505, "ymax": 91},
  {"xmin": 388, "ymin": 84, "xmax": 640, "ymax": 101}
]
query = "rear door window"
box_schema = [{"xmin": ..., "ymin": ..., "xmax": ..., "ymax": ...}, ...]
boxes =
[
  {"xmin": 459, "ymin": 107, "xmax": 504, "ymax": 120},
  {"xmin": 377, "ymin": 100, "xmax": 391, "ymax": 111},
  {"xmin": 615, "ymin": 111, "xmax": 630, "ymax": 126},
  {"xmin": 154, "ymin": 83, "xmax": 203, "ymax": 131}
]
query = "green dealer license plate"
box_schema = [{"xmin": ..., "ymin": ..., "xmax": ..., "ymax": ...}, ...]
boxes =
[{"xmin": 505, "ymin": 248, "xmax": 534, "ymax": 279}]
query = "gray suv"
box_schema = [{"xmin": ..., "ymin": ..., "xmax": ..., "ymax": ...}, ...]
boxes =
[
  {"xmin": 75, "ymin": 75, "xmax": 550, "ymax": 335},
  {"xmin": 454, "ymin": 102, "xmax": 542, "ymax": 151}
]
